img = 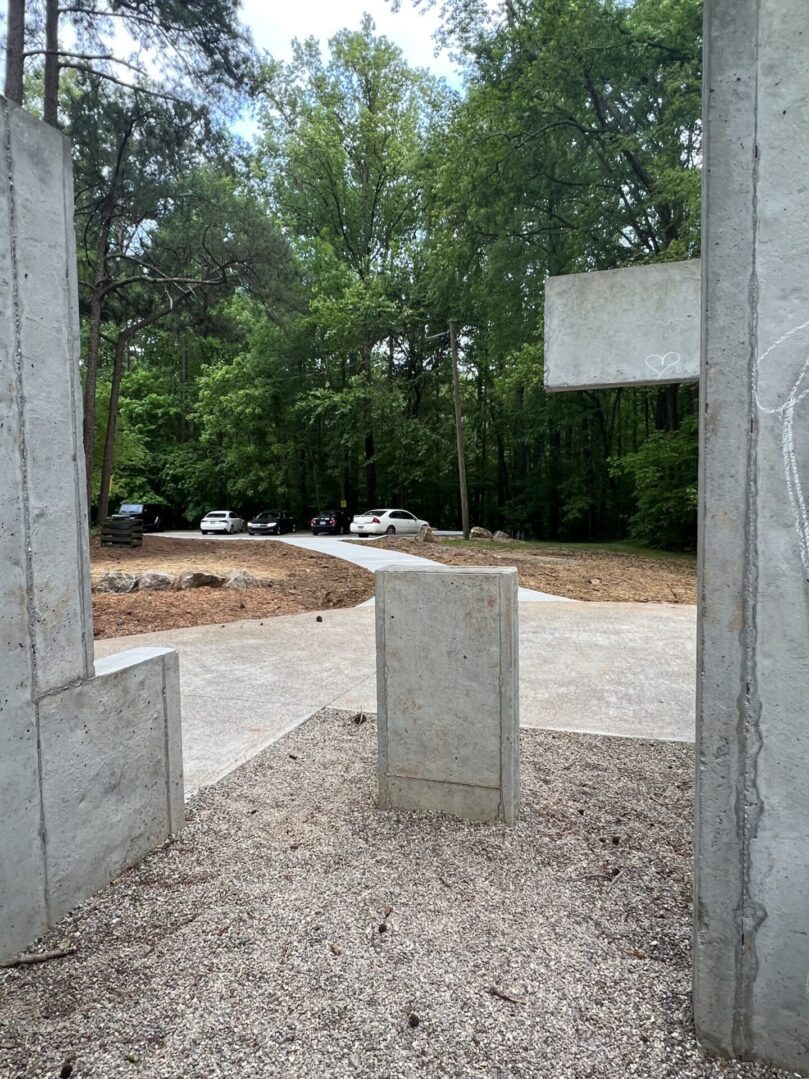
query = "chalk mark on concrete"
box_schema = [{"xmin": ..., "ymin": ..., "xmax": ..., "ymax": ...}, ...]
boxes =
[
  {"xmin": 755, "ymin": 319, "xmax": 809, "ymax": 577},
  {"xmin": 644, "ymin": 351, "xmax": 682, "ymax": 378}
]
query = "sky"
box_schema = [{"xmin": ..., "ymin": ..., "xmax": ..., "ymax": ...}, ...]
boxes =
[{"xmin": 239, "ymin": 0, "xmax": 459, "ymax": 83}]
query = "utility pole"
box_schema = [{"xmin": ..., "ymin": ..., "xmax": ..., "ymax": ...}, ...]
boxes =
[{"xmin": 449, "ymin": 320, "xmax": 470, "ymax": 541}]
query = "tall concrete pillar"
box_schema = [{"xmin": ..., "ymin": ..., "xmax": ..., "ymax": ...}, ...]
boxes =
[
  {"xmin": 0, "ymin": 99, "xmax": 183, "ymax": 962},
  {"xmin": 695, "ymin": 1, "xmax": 809, "ymax": 1068}
]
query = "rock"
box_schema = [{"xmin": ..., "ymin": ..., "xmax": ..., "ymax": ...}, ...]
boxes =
[
  {"xmin": 225, "ymin": 569, "xmax": 262, "ymax": 590},
  {"xmin": 470, "ymin": 526, "xmax": 493, "ymax": 540},
  {"xmin": 94, "ymin": 571, "xmax": 138, "ymax": 594},
  {"xmin": 138, "ymin": 571, "xmax": 175, "ymax": 592},
  {"xmin": 176, "ymin": 570, "xmax": 226, "ymax": 590},
  {"xmin": 415, "ymin": 524, "xmax": 438, "ymax": 543},
  {"xmin": 492, "ymin": 530, "xmax": 511, "ymax": 541}
]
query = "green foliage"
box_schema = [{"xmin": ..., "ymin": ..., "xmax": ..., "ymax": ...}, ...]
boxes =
[
  {"xmin": 67, "ymin": 2, "xmax": 703, "ymax": 547},
  {"xmin": 613, "ymin": 415, "xmax": 699, "ymax": 549}
]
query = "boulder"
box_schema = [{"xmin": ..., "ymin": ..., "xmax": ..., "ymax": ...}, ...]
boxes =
[
  {"xmin": 94, "ymin": 571, "xmax": 138, "ymax": 594},
  {"xmin": 138, "ymin": 571, "xmax": 175, "ymax": 592},
  {"xmin": 176, "ymin": 570, "xmax": 226, "ymax": 590},
  {"xmin": 492, "ymin": 530, "xmax": 511, "ymax": 541},
  {"xmin": 225, "ymin": 569, "xmax": 263, "ymax": 590},
  {"xmin": 470, "ymin": 526, "xmax": 493, "ymax": 540},
  {"xmin": 415, "ymin": 524, "xmax": 438, "ymax": 544}
]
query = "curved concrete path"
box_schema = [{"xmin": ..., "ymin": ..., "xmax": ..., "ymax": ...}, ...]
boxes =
[
  {"xmin": 275, "ymin": 534, "xmax": 566, "ymax": 603},
  {"xmin": 159, "ymin": 530, "xmax": 566, "ymax": 602},
  {"xmin": 95, "ymin": 600, "xmax": 696, "ymax": 796}
]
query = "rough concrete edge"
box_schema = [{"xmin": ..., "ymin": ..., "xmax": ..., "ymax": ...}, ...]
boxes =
[
  {"xmin": 375, "ymin": 570, "xmax": 390, "ymax": 810},
  {"xmin": 499, "ymin": 568, "xmax": 520, "ymax": 826}
]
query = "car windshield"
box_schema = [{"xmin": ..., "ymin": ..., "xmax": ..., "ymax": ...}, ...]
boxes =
[
  {"xmin": 254, "ymin": 511, "xmax": 278, "ymax": 521},
  {"xmin": 206, "ymin": 512, "xmax": 227, "ymax": 518},
  {"xmin": 119, "ymin": 504, "xmax": 142, "ymax": 513}
]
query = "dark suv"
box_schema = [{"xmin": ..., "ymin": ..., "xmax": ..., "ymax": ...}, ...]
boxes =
[
  {"xmin": 247, "ymin": 510, "xmax": 295, "ymax": 536},
  {"xmin": 310, "ymin": 509, "xmax": 352, "ymax": 536},
  {"xmin": 117, "ymin": 502, "xmax": 166, "ymax": 532}
]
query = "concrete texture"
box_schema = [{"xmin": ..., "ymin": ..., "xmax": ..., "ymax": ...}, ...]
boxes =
[
  {"xmin": 95, "ymin": 601, "xmax": 697, "ymax": 796},
  {"xmin": 376, "ymin": 567, "xmax": 519, "ymax": 824},
  {"xmin": 694, "ymin": 2, "xmax": 809, "ymax": 1069},
  {"xmin": 39, "ymin": 647, "xmax": 182, "ymax": 923},
  {"xmin": 544, "ymin": 260, "xmax": 701, "ymax": 391},
  {"xmin": 0, "ymin": 100, "xmax": 182, "ymax": 963}
]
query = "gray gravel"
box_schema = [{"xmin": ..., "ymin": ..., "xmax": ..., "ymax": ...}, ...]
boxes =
[{"xmin": 0, "ymin": 710, "xmax": 797, "ymax": 1079}]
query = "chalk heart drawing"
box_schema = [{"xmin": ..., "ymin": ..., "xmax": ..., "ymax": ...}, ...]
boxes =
[
  {"xmin": 645, "ymin": 351, "xmax": 682, "ymax": 378},
  {"xmin": 755, "ymin": 318, "xmax": 809, "ymax": 578}
]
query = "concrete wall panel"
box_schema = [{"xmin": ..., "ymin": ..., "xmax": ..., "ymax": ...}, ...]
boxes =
[
  {"xmin": 6, "ymin": 102, "xmax": 92, "ymax": 695},
  {"xmin": 39, "ymin": 648, "xmax": 182, "ymax": 924},
  {"xmin": 376, "ymin": 566, "xmax": 519, "ymax": 824},
  {"xmin": 695, "ymin": 0, "xmax": 809, "ymax": 1069},
  {"xmin": 544, "ymin": 260, "xmax": 701, "ymax": 391}
]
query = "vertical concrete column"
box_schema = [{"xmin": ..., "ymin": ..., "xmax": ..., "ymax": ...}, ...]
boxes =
[
  {"xmin": 376, "ymin": 566, "xmax": 519, "ymax": 825},
  {"xmin": 695, "ymin": 1, "xmax": 809, "ymax": 1069}
]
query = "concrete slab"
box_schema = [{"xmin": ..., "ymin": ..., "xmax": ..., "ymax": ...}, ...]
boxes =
[
  {"xmin": 545, "ymin": 260, "xmax": 701, "ymax": 391},
  {"xmin": 95, "ymin": 599, "xmax": 696, "ymax": 795}
]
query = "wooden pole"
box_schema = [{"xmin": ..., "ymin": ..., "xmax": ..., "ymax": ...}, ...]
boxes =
[{"xmin": 449, "ymin": 320, "xmax": 470, "ymax": 540}]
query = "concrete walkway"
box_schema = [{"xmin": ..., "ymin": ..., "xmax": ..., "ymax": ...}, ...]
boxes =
[
  {"xmin": 159, "ymin": 529, "xmax": 565, "ymax": 602},
  {"xmin": 95, "ymin": 600, "xmax": 696, "ymax": 796}
]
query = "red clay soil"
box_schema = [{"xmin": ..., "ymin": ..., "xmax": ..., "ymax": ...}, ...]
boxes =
[
  {"xmin": 90, "ymin": 536, "xmax": 373, "ymax": 639},
  {"xmin": 367, "ymin": 537, "xmax": 696, "ymax": 605}
]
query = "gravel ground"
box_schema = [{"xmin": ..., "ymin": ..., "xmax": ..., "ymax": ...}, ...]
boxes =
[{"xmin": 0, "ymin": 712, "xmax": 796, "ymax": 1079}]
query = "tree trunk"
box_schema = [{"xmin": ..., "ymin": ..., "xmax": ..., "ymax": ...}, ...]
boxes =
[
  {"xmin": 96, "ymin": 333, "xmax": 128, "ymax": 526},
  {"xmin": 360, "ymin": 342, "xmax": 376, "ymax": 504},
  {"xmin": 4, "ymin": 0, "xmax": 26, "ymax": 105},
  {"xmin": 43, "ymin": 0, "xmax": 59, "ymax": 126},
  {"xmin": 83, "ymin": 214, "xmax": 113, "ymax": 509}
]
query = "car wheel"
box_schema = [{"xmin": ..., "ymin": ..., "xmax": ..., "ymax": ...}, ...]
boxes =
[{"xmin": 386, "ymin": 525, "xmax": 396, "ymax": 535}]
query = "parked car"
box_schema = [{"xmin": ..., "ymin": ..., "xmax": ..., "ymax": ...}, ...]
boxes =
[
  {"xmin": 247, "ymin": 509, "xmax": 295, "ymax": 536},
  {"xmin": 117, "ymin": 502, "xmax": 166, "ymax": 532},
  {"xmin": 200, "ymin": 510, "xmax": 244, "ymax": 535},
  {"xmin": 310, "ymin": 509, "xmax": 352, "ymax": 535},
  {"xmin": 350, "ymin": 508, "xmax": 428, "ymax": 537}
]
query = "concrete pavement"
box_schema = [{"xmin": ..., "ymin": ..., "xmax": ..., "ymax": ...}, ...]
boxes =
[{"xmin": 95, "ymin": 600, "xmax": 696, "ymax": 796}]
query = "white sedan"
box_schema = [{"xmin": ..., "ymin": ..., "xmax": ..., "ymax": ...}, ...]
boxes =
[
  {"xmin": 350, "ymin": 508, "xmax": 428, "ymax": 537},
  {"xmin": 200, "ymin": 510, "xmax": 244, "ymax": 535}
]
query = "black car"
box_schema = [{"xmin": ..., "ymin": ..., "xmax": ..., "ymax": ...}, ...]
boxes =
[
  {"xmin": 310, "ymin": 509, "xmax": 352, "ymax": 535},
  {"xmin": 247, "ymin": 509, "xmax": 295, "ymax": 536},
  {"xmin": 117, "ymin": 502, "xmax": 166, "ymax": 532}
]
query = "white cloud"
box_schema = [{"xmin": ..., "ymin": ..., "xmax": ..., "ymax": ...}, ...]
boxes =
[{"xmin": 239, "ymin": 0, "xmax": 460, "ymax": 83}]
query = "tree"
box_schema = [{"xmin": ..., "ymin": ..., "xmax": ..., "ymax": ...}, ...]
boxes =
[
  {"xmin": 257, "ymin": 17, "xmax": 447, "ymax": 505},
  {"xmin": 10, "ymin": 0, "xmax": 253, "ymax": 125}
]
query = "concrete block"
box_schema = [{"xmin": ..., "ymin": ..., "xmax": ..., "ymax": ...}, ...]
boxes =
[
  {"xmin": 39, "ymin": 647, "xmax": 183, "ymax": 923},
  {"xmin": 544, "ymin": 260, "xmax": 701, "ymax": 391},
  {"xmin": 376, "ymin": 566, "xmax": 519, "ymax": 824},
  {"xmin": 694, "ymin": 0, "xmax": 809, "ymax": 1069}
]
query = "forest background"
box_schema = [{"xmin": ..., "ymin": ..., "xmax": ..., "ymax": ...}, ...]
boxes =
[{"xmin": 8, "ymin": 0, "xmax": 703, "ymax": 547}]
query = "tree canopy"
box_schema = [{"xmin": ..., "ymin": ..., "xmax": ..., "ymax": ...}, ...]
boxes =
[{"xmin": 11, "ymin": 0, "xmax": 702, "ymax": 547}]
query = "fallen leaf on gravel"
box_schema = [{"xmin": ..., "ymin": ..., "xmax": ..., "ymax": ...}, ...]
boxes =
[
  {"xmin": 384, "ymin": 904, "xmax": 393, "ymax": 917},
  {"xmin": 289, "ymin": 842, "xmax": 300, "ymax": 850},
  {"xmin": 630, "ymin": 947, "xmax": 647, "ymax": 960},
  {"xmin": 289, "ymin": 754, "xmax": 299, "ymax": 761},
  {"xmin": 351, "ymin": 712, "xmax": 368, "ymax": 725},
  {"xmin": 330, "ymin": 944, "xmax": 342, "ymax": 956}
]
